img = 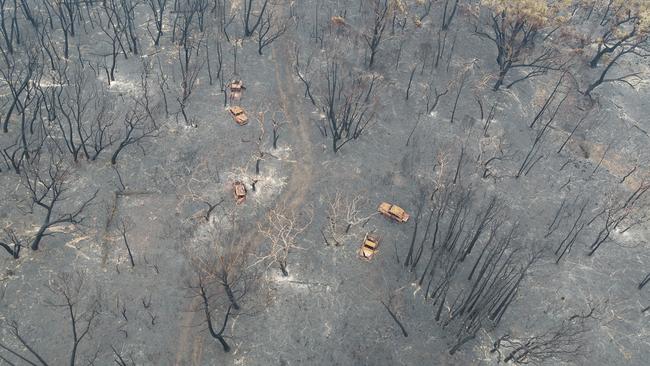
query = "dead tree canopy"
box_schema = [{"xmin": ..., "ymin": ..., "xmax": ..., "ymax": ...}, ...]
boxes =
[
  {"xmin": 397, "ymin": 159, "xmax": 540, "ymax": 355},
  {"xmin": 257, "ymin": 10, "xmax": 287, "ymax": 55},
  {"xmin": 587, "ymin": 183, "xmax": 649, "ymax": 256},
  {"xmin": 363, "ymin": 0, "xmax": 389, "ymax": 69},
  {"xmin": 0, "ymin": 228, "xmax": 23, "ymax": 259},
  {"xmin": 190, "ymin": 229, "xmax": 256, "ymax": 313},
  {"xmin": 323, "ymin": 191, "xmax": 374, "ymax": 246},
  {"xmin": 258, "ymin": 204, "xmax": 312, "ymax": 277},
  {"xmin": 491, "ymin": 305, "xmax": 596, "ymax": 364},
  {"xmin": 575, "ymin": 2, "xmax": 650, "ymax": 95},
  {"xmin": 0, "ymin": 271, "xmax": 100, "ymax": 365},
  {"xmin": 474, "ymin": 1, "xmax": 569, "ymax": 90},
  {"xmin": 187, "ymin": 230, "xmax": 258, "ymax": 353},
  {"xmin": 317, "ymin": 62, "xmax": 381, "ymax": 153},
  {"xmin": 110, "ymin": 102, "xmax": 158, "ymax": 165},
  {"xmin": 188, "ymin": 271, "xmax": 235, "ymax": 352},
  {"xmin": 579, "ymin": 1, "xmax": 650, "ymax": 69},
  {"xmin": 22, "ymin": 158, "xmax": 98, "ymax": 251}
]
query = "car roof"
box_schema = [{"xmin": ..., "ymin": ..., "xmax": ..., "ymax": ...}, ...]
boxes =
[{"xmin": 389, "ymin": 205, "xmax": 404, "ymax": 215}]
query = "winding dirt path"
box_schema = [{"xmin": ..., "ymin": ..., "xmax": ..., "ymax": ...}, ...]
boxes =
[{"xmin": 173, "ymin": 38, "xmax": 315, "ymax": 365}]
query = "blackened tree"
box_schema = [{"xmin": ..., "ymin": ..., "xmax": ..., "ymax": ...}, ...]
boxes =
[
  {"xmin": 491, "ymin": 305, "xmax": 595, "ymax": 363},
  {"xmin": 146, "ymin": 0, "xmax": 168, "ymax": 46},
  {"xmin": 22, "ymin": 157, "xmax": 98, "ymax": 251},
  {"xmin": 578, "ymin": 1, "xmax": 650, "ymax": 99},
  {"xmin": 0, "ymin": 48, "xmax": 40, "ymax": 133},
  {"xmin": 189, "ymin": 272, "xmax": 234, "ymax": 352},
  {"xmin": 173, "ymin": 0, "xmax": 206, "ymax": 125},
  {"xmin": 587, "ymin": 183, "xmax": 649, "ymax": 256},
  {"xmin": 318, "ymin": 62, "xmax": 380, "ymax": 153},
  {"xmin": 243, "ymin": 0, "xmax": 269, "ymax": 37},
  {"xmin": 474, "ymin": 0, "xmax": 570, "ymax": 90},
  {"xmin": 110, "ymin": 103, "xmax": 158, "ymax": 165},
  {"xmin": 363, "ymin": 0, "xmax": 389, "ymax": 68},
  {"xmin": 441, "ymin": 0, "xmax": 461, "ymax": 31},
  {"xmin": 0, "ymin": 228, "xmax": 23, "ymax": 259},
  {"xmin": 256, "ymin": 10, "xmax": 287, "ymax": 55},
  {"xmin": 45, "ymin": 271, "xmax": 101, "ymax": 366},
  {"xmin": 0, "ymin": 271, "xmax": 101, "ymax": 364},
  {"xmin": 583, "ymin": 1, "xmax": 650, "ymax": 68}
]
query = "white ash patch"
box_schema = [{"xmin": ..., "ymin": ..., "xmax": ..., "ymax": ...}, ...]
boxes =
[
  {"xmin": 165, "ymin": 117, "xmax": 193, "ymax": 134},
  {"xmin": 64, "ymin": 234, "xmax": 99, "ymax": 255},
  {"xmin": 270, "ymin": 145, "xmax": 294, "ymax": 161},
  {"xmin": 189, "ymin": 215, "xmax": 235, "ymax": 255},
  {"xmin": 252, "ymin": 171, "xmax": 288, "ymax": 204},
  {"xmin": 180, "ymin": 123, "xmax": 198, "ymax": 130},
  {"xmin": 269, "ymin": 275, "xmax": 313, "ymax": 293},
  {"xmin": 102, "ymin": 79, "xmax": 142, "ymax": 96},
  {"xmin": 269, "ymin": 272, "xmax": 295, "ymax": 283},
  {"xmin": 487, "ymin": 118, "xmax": 502, "ymax": 126},
  {"xmin": 35, "ymin": 81, "xmax": 65, "ymax": 89},
  {"xmin": 613, "ymin": 226, "xmax": 646, "ymax": 247}
]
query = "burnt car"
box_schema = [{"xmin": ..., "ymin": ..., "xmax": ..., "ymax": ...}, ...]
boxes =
[
  {"xmin": 331, "ymin": 16, "xmax": 346, "ymax": 26},
  {"xmin": 228, "ymin": 106, "xmax": 249, "ymax": 125},
  {"xmin": 378, "ymin": 202, "xmax": 409, "ymax": 223},
  {"xmin": 358, "ymin": 233, "xmax": 380, "ymax": 261},
  {"xmin": 228, "ymin": 80, "xmax": 246, "ymax": 102},
  {"xmin": 233, "ymin": 181, "xmax": 247, "ymax": 204}
]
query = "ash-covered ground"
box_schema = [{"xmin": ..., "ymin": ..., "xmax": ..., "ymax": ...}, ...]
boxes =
[{"xmin": 1, "ymin": 1, "xmax": 650, "ymax": 365}]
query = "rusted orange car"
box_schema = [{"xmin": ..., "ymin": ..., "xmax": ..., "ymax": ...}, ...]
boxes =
[
  {"xmin": 228, "ymin": 106, "xmax": 248, "ymax": 125},
  {"xmin": 233, "ymin": 181, "xmax": 247, "ymax": 204},
  {"xmin": 331, "ymin": 16, "xmax": 345, "ymax": 26},
  {"xmin": 378, "ymin": 202, "xmax": 409, "ymax": 223},
  {"xmin": 358, "ymin": 233, "xmax": 380, "ymax": 261},
  {"xmin": 228, "ymin": 80, "xmax": 246, "ymax": 102}
]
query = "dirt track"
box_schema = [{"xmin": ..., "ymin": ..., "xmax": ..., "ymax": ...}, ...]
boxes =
[{"xmin": 172, "ymin": 37, "xmax": 315, "ymax": 365}]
